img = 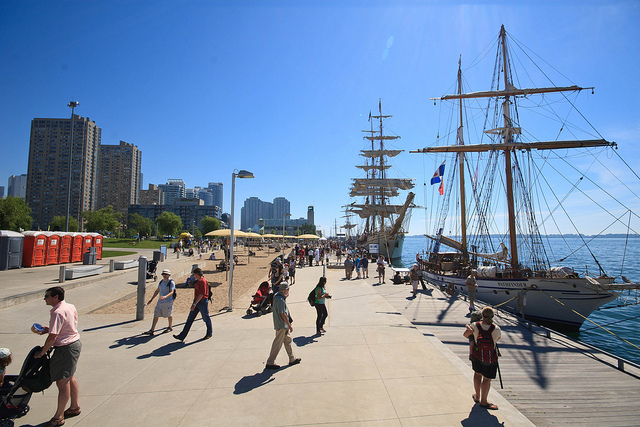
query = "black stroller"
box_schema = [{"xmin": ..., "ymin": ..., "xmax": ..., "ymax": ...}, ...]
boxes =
[
  {"xmin": 146, "ymin": 260, "xmax": 158, "ymax": 281},
  {"xmin": 246, "ymin": 281, "xmax": 273, "ymax": 317},
  {"xmin": 1, "ymin": 346, "xmax": 52, "ymax": 426}
]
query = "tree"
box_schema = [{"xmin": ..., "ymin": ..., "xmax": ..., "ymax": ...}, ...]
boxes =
[
  {"xmin": 128, "ymin": 213, "xmax": 154, "ymax": 238},
  {"xmin": 299, "ymin": 223, "xmax": 317, "ymax": 235},
  {"xmin": 0, "ymin": 196, "xmax": 32, "ymax": 231},
  {"xmin": 201, "ymin": 216, "xmax": 221, "ymax": 236},
  {"xmin": 49, "ymin": 215, "xmax": 78, "ymax": 232},
  {"xmin": 82, "ymin": 206, "xmax": 121, "ymax": 234},
  {"xmin": 156, "ymin": 211, "xmax": 182, "ymax": 237}
]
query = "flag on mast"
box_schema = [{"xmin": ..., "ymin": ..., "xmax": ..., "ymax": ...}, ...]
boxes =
[{"xmin": 431, "ymin": 161, "xmax": 446, "ymax": 195}]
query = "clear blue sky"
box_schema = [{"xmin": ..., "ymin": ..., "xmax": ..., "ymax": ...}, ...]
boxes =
[{"xmin": 1, "ymin": 1, "xmax": 638, "ymax": 236}]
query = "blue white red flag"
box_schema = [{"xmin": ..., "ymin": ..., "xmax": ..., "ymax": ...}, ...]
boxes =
[{"xmin": 430, "ymin": 161, "xmax": 446, "ymax": 185}]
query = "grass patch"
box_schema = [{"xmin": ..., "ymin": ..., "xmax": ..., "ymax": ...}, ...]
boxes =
[
  {"xmin": 102, "ymin": 250, "xmax": 138, "ymax": 258},
  {"xmin": 103, "ymin": 238, "xmax": 176, "ymax": 249}
]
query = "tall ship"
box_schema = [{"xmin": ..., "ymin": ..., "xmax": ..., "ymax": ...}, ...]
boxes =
[
  {"xmin": 412, "ymin": 26, "xmax": 640, "ymax": 332},
  {"xmin": 348, "ymin": 100, "xmax": 415, "ymax": 262}
]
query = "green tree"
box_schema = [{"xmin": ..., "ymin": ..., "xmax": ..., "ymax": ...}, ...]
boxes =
[
  {"xmin": 49, "ymin": 215, "xmax": 78, "ymax": 232},
  {"xmin": 0, "ymin": 196, "xmax": 32, "ymax": 231},
  {"xmin": 299, "ymin": 223, "xmax": 317, "ymax": 235},
  {"xmin": 128, "ymin": 213, "xmax": 154, "ymax": 238},
  {"xmin": 82, "ymin": 206, "xmax": 121, "ymax": 234},
  {"xmin": 201, "ymin": 216, "xmax": 221, "ymax": 236},
  {"xmin": 156, "ymin": 211, "xmax": 182, "ymax": 237}
]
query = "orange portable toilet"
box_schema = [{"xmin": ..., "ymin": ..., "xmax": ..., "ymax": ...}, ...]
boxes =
[
  {"xmin": 90, "ymin": 233, "xmax": 103, "ymax": 260},
  {"xmin": 70, "ymin": 233, "xmax": 84, "ymax": 262},
  {"xmin": 58, "ymin": 232, "xmax": 72, "ymax": 264},
  {"xmin": 81, "ymin": 233, "xmax": 94, "ymax": 255},
  {"xmin": 22, "ymin": 231, "xmax": 47, "ymax": 267},
  {"xmin": 43, "ymin": 232, "xmax": 61, "ymax": 265}
]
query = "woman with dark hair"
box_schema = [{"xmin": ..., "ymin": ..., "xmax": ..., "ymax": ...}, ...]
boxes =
[{"xmin": 313, "ymin": 277, "xmax": 331, "ymax": 335}]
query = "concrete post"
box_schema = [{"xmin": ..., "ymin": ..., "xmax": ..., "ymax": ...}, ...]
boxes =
[
  {"xmin": 192, "ymin": 264, "xmax": 199, "ymax": 273},
  {"xmin": 109, "ymin": 259, "xmax": 115, "ymax": 272},
  {"xmin": 137, "ymin": 256, "xmax": 148, "ymax": 321},
  {"xmin": 59, "ymin": 266, "xmax": 66, "ymax": 283}
]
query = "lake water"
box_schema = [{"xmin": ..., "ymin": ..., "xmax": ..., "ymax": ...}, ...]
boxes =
[{"xmin": 400, "ymin": 235, "xmax": 640, "ymax": 365}]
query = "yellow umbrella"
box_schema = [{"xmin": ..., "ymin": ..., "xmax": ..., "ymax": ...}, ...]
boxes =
[
  {"xmin": 284, "ymin": 235, "xmax": 297, "ymax": 239},
  {"xmin": 244, "ymin": 232, "xmax": 263, "ymax": 239},
  {"xmin": 205, "ymin": 229, "xmax": 247, "ymax": 238},
  {"xmin": 298, "ymin": 234, "xmax": 320, "ymax": 239},
  {"xmin": 178, "ymin": 232, "xmax": 192, "ymax": 239},
  {"xmin": 261, "ymin": 233, "xmax": 278, "ymax": 238}
]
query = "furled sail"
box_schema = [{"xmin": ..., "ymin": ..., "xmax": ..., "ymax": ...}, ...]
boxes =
[
  {"xmin": 360, "ymin": 149, "xmax": 403, "ymax": 158},
  {"xmin": 352, "ymin": 178, "xmax": 415, "ymax": 190}
]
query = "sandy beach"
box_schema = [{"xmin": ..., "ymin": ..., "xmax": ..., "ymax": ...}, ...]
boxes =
[{"xmin": 93, "ymin": 247, "xmax": 278, "ymax": 315}]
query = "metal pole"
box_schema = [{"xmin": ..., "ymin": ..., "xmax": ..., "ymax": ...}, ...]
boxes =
[
  {"xmin": 229, "ymin": 172, "xmax": 236, "ymax": 311},
  {"xmin": 136, "ymin": 256, "xmax": 148, "ymax": 320}
]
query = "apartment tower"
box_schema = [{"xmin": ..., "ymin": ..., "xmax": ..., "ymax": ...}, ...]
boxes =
[
  {"xmin": 98, "ymin": 140, "xmax": 142, "ymax": 219},
  {"xmin": 26, "ymin": 115, "xmax": 101, "ymax": 229}
]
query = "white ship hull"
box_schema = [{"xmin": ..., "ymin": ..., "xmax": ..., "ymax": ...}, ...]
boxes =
[
  {"xmin": 364, "ymin": 232, "xmax": 405, "ymax": 262},
  {"xmin": 422, "ymin": 271, "xmax": 618, "ymax": 332}
]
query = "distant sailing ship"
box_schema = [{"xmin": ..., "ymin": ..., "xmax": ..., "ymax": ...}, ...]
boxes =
[
  {"xmin": 347, "ymin": 100, "xmax": 415, "ymax": 262},
  {"xmin": 412, "ymin": 26, "xmax": 640, "ymax": 332}
]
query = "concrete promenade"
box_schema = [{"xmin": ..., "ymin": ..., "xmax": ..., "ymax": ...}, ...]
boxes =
[{"xmin": 0, "ymin": 254, "xmax": 533, "ymax": 426}]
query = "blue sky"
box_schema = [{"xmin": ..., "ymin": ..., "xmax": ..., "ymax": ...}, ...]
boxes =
[{"xmin": 1, "ymin": 1, "xmax": 638, "ymax": 236}]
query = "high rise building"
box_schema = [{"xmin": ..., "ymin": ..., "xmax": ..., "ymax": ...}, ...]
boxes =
[
  {"xmin": 158, "ymin": 179, "xmax": 185, "ymax": 206},
  {"xmin": 240, "ymin": 197, "xmax": 274, "ymax": 231},
  {"xmin": 97, "ymin": 140, "xmax": 141, "ymax": 219},
  {"xmin": 26, "ymin": 115, "xmax": 101, "ymax": 229},
  {"xmin": 7, "ymin": 174, "xmax": 27, "ymax": 199},
  {"xmin": 208, "ymin": 182, "xmax": 223, "ymax": 211},
  {"xmin": 0, "ymin": 186, "xmax": 4, "ymax": 199},
  {"xmin": 273, "ymin": 197, "xmax": 291, "ymax": 221},
  {"xmin": 139, "ymin": 184, "xmax": 164, "ymax": 205}
]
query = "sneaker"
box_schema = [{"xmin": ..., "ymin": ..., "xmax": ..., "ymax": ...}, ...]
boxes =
[
  {"xmin": 288, "ymin": 358, "xmax": 302, "ymax": 366},
  {"xmin": 265, "ymin": 364, "xmax": 280, "ymax": 370}
]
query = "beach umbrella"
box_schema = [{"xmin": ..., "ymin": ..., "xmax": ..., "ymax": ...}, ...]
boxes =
[
  {"xmin": 178, "ymin": 232, "xmax": 192, "ymax": 239},
  {"xmin": 244, "ymin": 232, "xmax": 263, "ymax": 239},
  {"xmin": 262, "ymin": 233, "xmax": 278, "ymax": 238},
  {"xmin": 284, "ymin": 235, "xmax": 297, "ymax": 239},
  {"xmin": 205, "ymin": 229, "xmax": 247, "ymax": 238},
  {"xmin": 298, "ymin": 234, "xmax": 320, "ymax": 240}
]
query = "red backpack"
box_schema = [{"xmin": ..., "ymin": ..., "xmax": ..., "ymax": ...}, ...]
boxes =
[{"xmin": 472, "ymin": 322, "xmax": 498, "ymax": 364}]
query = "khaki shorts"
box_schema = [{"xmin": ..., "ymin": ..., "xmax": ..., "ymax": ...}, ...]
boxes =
[
  {"xmin": 154, "ymin": 303, "xmax": 173, "ymax": 318},
  {"xmin": 50, "ymin": 340, "xmax": 82, "ymax": 381}
]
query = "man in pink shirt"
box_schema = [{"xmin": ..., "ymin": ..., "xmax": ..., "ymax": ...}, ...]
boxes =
[{"xmin": 34, "ymin": 286, "xmax": 82, "ymax": 426}]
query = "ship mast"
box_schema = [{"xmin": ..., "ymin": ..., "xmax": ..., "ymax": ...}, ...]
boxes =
[
  {"xmin": 413, "ymin": 25, "xmax": 615, "ymax": 276},
  {"xmin": 457, "ymin": 56, "xmax": 468, "ymax": 264}
]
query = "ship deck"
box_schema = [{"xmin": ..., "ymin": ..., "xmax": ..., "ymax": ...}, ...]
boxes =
[{"xmin": 374, "ymin": 278, "xmax": 640, "ymax": 426}]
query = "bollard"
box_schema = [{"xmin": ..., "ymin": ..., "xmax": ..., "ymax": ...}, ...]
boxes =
[
  {"xmin": 109, "ymin": 259, "xmax": 115, "ymax": 272},
  {"xmin": 59, "ymin": 266, "xmax": 66, "ymax": 283},
  {"xmin": 177, "ymin": 251, "xmax": 180, "ymax": 259},
  {"xmin": 137, "ymin": 256, "xmax": 148, "ymax": 321},
  {"xmin": 192, "ymin": 264, "xmax": 198, "ymax": 273}
]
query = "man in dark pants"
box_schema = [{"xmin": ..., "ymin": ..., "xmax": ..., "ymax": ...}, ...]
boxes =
[{"xmin": 173, "ymin": 267, "xmax": 213, "ymax": 341}]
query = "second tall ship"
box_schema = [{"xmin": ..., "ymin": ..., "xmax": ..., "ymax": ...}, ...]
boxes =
[{"xmin": 347, "ymin": 100, "xmax": 415, "ymax": 262}]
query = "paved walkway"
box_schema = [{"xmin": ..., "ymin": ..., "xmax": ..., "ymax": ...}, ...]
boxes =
[{"xmin": 0, "ymin": 256, "xmax": 533, "ymax": 426}]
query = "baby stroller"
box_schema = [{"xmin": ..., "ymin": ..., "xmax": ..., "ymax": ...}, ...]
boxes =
[
  {"xmin": 246, "ymin": 281, "xmax": 273, "ymax": 317},
  {"xmin": 1, "ymin": 346, "xmax": 52, "ymax": 426},
  {"xmin": 146, "ymin": 260, "xmax": 158, "ymax": 281}
]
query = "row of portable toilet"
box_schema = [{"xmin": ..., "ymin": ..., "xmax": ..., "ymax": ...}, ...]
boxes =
[{"xmin": 0, "ymin": 231, "xmax": 103, "ymax": 270}]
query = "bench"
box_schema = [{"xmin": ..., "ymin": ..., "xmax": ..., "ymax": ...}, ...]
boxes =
[
  {"xmin": 65, "ymin": 265, "xmax": 104, "ymax": 280},
  {"xmin": 114, "ymin": 260, "xmax": 138, "ymax": 270}
]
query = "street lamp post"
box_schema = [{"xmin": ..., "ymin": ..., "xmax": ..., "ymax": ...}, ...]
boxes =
[
  {"xmin": 65, "ymin": 101, "xmax": 79, "ymax": 232},
  {"xmin": 282, "ymin": 213, "xmax": 291, "ymax": 259},
  {"xmin": 229, "ymin": 169, "xmax": 254, "ymax": 311}
]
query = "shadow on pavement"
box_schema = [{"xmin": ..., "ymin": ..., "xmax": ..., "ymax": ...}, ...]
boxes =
[
  {"xmin": 136, "ymin": 340, "xmax": 199, "ymax": 359},
  {"xmin": 461, "ymin": 404, "xmax": 505, "ymax": 426},
  {"xmin": 83, "ymin": 319, "xmax": 139, "ymax": 332},
  {"xmin": 233, "ymin": 370, "xmax": 276, "ymax": 394},
  {"xmin": 293, "ymin": 334, "xmax": 320, "ymax": 347}
]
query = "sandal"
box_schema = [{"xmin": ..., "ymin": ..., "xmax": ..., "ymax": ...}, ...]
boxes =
[
  {"xmin": 142, "ymin": 330, "xmax": 154, "ymax": 336},
  {"xmin": 46, "ymin": 417, "xmax": 65, "ymax": 426},
  {"xmin": 472, "ymin": 394, "xmax": 479, "ymax": 403},
  {"xmin": 64, "ymin": 407, "xmax": 81, "ymax": 418},
  {"xmin": 165, "ymin": 327, "xmax": 173, "ymax": 332},
  {"xmin": 480, "ymin": 402, "xmax": 498, "ymax": 410}
]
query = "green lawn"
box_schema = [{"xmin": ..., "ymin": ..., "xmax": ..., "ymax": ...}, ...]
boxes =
[
  {"xmin": 102, "ymin": 250, "xmax": 138, "ymax": 258},
  {"xmin": 102, "ymin": 238, "xmax": 176, "ymax": 250}
]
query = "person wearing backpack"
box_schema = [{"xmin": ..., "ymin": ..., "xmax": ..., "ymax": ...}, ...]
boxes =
[
  {"xmin": 144, "ymin": 269, "xmax": 176, "ymax": 336},
  {"xmin": 173, "ymin": 268, "xmax": 213, "ymax": 342},
  {"xmin": 463, "ymin": 306, "xmax": 501, "ymax": 410},
  {"xmin": 313, "ymin": 277, "xmax": 331, "ymax": 335}
]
